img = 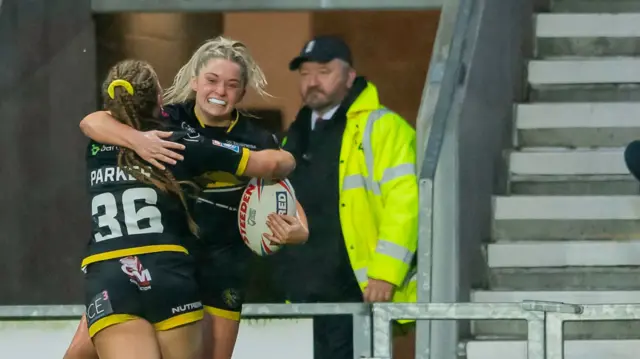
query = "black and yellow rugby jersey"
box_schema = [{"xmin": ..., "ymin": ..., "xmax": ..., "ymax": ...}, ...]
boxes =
[
  {"xmin": 83, "ymin": 123, "xmax": 250, "ymax": 267},
  {"xmin": 162, "ymin": 101, "xmax": 280, "ymax": 242}
]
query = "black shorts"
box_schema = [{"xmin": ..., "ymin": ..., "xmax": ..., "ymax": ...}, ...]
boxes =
[
  {"xmin": 193, "ymin": 239, "xmax": 253, "ymax": 321},
  {"xmin": 84, "ymin": 251, "xmax": 203, "ymax": 337}
]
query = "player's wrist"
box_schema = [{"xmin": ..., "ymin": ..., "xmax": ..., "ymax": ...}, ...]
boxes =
[{"xmin": 124, "ymin": 128, "xmax": 146, "ymax": 152}]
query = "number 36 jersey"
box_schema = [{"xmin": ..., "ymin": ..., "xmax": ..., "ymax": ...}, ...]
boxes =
[{"xmin": 81, "ymin": 124, "xmax": 250, "ymax": 268}]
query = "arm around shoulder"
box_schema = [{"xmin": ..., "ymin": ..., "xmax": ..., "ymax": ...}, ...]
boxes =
[
  {"xmin": 79, "ymin": 111, "xmax": 185, "ymax": 170},
  {"xmin": 79, "ymin": 111, "xmax": 141, "ymax": 148}
]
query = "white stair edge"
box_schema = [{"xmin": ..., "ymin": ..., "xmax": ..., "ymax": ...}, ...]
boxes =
[
  {"xmin": 472, "ymin": 290, "xmax": 640, "ymax": 303},
  {"xmin": 494, "ymin": 195, "xmax": 640, "ymax": 220},
  {"xmin": 488, "ymin": 241, "xmax": 640, "ymax": 268},
  {"xmin": 467, "ymin": 340, "xmax": 640, "ymax": 359},
  {"xmin": 511, "ymin": 174, "xmax": 635, "ymax": 183},
  {"xmin": 516, "ymin": 102, "xmax": 640, "ymax": 129},
  {"xmin": 517, "ymin": 146, "xmax": 626, "ymax": 152},
  {"xmin": 536, "ymin": 13, "xmax": 640, "ymax": 38},
  {"xmin": 528, "ymin": 58, "xmax": 640, "ymax": 85},
  {"xmin": 510, "ymin": 150, "xmax": 628, "ymax": 176}
]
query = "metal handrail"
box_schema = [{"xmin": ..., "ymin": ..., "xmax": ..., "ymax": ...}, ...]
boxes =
[
  {"xmin": 0, "ymin": 305, "xmax": 84, "ymax": 318},
  {"xmin": 414, "ymin": 0, "xmax": 474, "ymax": 358}
]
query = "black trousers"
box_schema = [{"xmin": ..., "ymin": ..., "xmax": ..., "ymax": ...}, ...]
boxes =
[
  {"xmin": 285, "ymin": 270, "xmax": 363, "ymax": 359},
  {"xmin": 312, "ymin": 283, "xmax": 363, "ymax": 359}
]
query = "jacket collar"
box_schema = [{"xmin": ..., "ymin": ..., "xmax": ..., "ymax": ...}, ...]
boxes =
[{"xmin": 347, "ymin": 80, "xmax": 382, "ymax": 118}]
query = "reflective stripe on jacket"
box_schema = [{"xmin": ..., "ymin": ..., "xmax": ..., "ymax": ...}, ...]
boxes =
[{"xmin": 339, "ymin": 81, "xmax": 418, "ymax": 303}]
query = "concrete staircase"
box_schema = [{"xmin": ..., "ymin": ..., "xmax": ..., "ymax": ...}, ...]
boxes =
[{"xmin": 466, "ymin": 1, "xmax": 640, "ymax": 358}]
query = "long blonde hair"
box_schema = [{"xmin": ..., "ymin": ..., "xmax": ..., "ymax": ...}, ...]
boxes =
[{"xmin": 164, "ymin": 36, "xmax": 270, "ymax": 105}]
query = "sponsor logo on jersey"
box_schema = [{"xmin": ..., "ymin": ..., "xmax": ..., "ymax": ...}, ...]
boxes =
[
  {"xmin": 171, "ymin": 301, "xmax": 203, "ymax": 314},
  {"xmin": 226, "ymin": 139, "xmax": 257, "ymax": 150},
  {"xmin": 120, "ymin": 256, "xmax": 152, "ymax": 291},
  {"xmin": 91, "ymin": 144, "xmax": 119, "ymax": 156},
  {"xmin": 212, "ymin": 139, "xmax": 240, "ymax": 153},
  {"xmin": 276, "ymin": 191, "xmax": 288, "ymax": 215},
  {"xmin": 238, "ymin": 183, "xmax": 256, "ymax": 245},
  {"xmin": 86, "ymin": 290, "xmax": 113, "ymax": 326}
]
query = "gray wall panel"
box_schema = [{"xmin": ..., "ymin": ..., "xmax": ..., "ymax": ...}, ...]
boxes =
[{"xmin": 0, "ymin": 0, "xmax": 95, "ymax": 304}]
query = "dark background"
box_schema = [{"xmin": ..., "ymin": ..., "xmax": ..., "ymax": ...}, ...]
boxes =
[{"xmin": 0, "ymin": 0, "xmax": 437, "ymax": 304}]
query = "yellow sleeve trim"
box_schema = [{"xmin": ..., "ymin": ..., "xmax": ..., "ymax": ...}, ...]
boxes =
[
  {"xmin": 235, "ymin": 147, "xmax": 250, "ymax": 176},
  {"xmin": 368, "ymin": 253, "xmax": 411, "ymax": 287}
]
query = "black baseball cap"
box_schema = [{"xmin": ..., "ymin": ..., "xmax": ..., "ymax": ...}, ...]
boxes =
[{"xmin": 289, "ymin": 35, "xmax": 353, "ymax": 71}]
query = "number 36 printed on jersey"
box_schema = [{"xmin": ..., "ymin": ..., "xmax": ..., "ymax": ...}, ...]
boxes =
[{"xmin": 91, "ymin": 187, "xmax": 164, "ymax": 242}]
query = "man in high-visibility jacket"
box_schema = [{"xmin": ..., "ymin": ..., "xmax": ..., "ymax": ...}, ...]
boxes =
[{"xmin": 274, "ymin": 35, "xmax": 418, "ymax": 359}]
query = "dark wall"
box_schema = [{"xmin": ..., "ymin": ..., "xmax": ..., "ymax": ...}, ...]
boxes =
[
  {"xmin": 313, "ymin": 10, "xmax": 441, "ymax": 126},
  {"xmin": 95, "ymin": 13, "xmax": 224, "ymax": 90},
  {"xmin": 0, "ymin": 0, "xmax": 96, "ymax": 304}
]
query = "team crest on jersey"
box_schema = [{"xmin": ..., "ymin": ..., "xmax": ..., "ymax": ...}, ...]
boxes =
[
  {"xmin": 180, "ymin": 121, "xmax": 200, "ymax": 139},
  {"xmin": 222, "ymin": 288, "xmax": 241, "ymax": 309},
  {"xmin": 212, "ymin": 140, "xmax": 240, "ymax": 153},
  {"xmin": 120, "ymin": 256, "xmax": 152, "ymax": 291}
]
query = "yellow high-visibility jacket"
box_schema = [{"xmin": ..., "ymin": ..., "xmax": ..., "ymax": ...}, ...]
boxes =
[{"xmin": 339, "ymin": 81, "xmax": 418, "ymax": 303}]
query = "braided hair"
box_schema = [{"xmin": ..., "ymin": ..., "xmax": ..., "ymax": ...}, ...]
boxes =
[{"xmin": 102, "ymin": 59, "xmax": 199, "ymax": 236}]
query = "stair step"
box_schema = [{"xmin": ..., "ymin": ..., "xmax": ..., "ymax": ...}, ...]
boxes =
[
  {"xmin": 515, "ymin": 102, "xmax": 640, "ymax": 147},
  {"xmin": 510, "ymin": 176, "xmax": 639, "ymax": 195},
  {"xmin": 467, "ymin": 340, "xmax": 640, "ymax": 359},
  {"xmin": 471, "ymin": 291, "xmax": 640, "ymax": 339},
  {"xmin": 552, "ymin": 0, "xmax": 640, "ymax": 13},
  {"xmin": 510, "ymin": 149, "xmax": 628, "ymax": 176},
  {"xmin": 488, "ymin": 241, "xmax": 640, "ymax": 267},
  {"xmin": 538, "ymin": 38, "xmax": 640, "ymax": 57},
  {"xmin": 490, "ymin": 267, "xmax": 640, "ymax": 290},
  {"xmin": 531, "ymin": 84, "xmax": 640, "ymax": 102},
  {"xmin": 536, "ymin": 14, "xmax": 640, "ymax": 38},
  {"xmin": 473, "ymin": 289, "xmax": 640, "ymax": 303},
  {"xmin": 537, "ymin": 5, "xmax": 640, "ymax": 56},
  {"xmin": 529, "ymin": 58, "xmax": 640, "ymax": 87},
  {"xmin": 493, "ymin": 196, "xmax": 640, "ymax": 240}
]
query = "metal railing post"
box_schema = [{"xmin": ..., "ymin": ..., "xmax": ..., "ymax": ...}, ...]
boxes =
[{"xmin": 353, "ymin": 309, "xmax": 373, "ymax": 359}]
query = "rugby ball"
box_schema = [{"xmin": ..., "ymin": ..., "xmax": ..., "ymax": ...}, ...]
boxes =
[{"xmin": 238, "ymin": 178, "xmax": 297, "ymax": 256}]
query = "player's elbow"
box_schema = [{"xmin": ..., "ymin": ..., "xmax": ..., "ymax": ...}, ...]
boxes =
[
  {"xmin": 79, "ymin": 116, "xmax": 92, "ymax": 136},
  {"xmin": 244, "ymin": 150, "xmax": 296, "ymax": 179},
  {"xmin": 272, "ymin": 150, "xmax": 296, "ymax": 178},
  {"xmin": 79, "ymin": 112, "xmax": 104, "ymax": 137}
]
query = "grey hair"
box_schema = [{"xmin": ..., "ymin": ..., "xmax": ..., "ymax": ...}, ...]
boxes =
[{"xmin": 163, "ymin": 36, "xmax": 271, "ymax": 105}]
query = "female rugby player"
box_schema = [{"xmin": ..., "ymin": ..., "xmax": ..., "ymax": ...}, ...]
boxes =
[
  {"xmin": 83, "ymin": 59, "xmax": 296, "ymax": 359},
  {"xmin": 66, "ymin": 37, "xmax": 308, "ymax": 359}
]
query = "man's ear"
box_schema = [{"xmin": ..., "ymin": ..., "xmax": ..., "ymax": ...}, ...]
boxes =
[{"xmin": 346, "ymin": 68, "xmax": 357, "ymax": 88}]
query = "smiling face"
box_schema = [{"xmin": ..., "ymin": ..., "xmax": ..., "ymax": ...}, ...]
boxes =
[{"xmin": 190, "ymin": 58, "xmax": 246, "ymax": 119}]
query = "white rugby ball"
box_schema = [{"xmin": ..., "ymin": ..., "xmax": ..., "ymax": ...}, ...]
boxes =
[{"xmin": 238, "ymin": 178, "xmax": 297, "ymax": 256}]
